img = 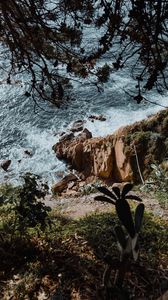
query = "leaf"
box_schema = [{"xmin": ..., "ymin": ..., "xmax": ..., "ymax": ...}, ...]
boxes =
[
  {"xmin": 132, "ymin": 234, "xmax": 139, "ymax": 261},
  {"xmin": 114, "ymin": 225, "xmax": 127, "ymax": 249},
  {"xmin": 97, "ymin": 186, "xmax": 117, "ymax": 201},
  {"xmin": 122, "ymin": 183, "xmax": 133, "ymax": 198},
  {"xmin": 112, "ymin": 186, "xmax": 120, "ymax": 199},
  {"xmin": 125, "ymin": 195, "xmax": 142, "ymax": 202},
  {"xmin": 135, "ymin": 203, "xmax": 145, "ymax": 233},
  {"xmin": 94, "ymin": 195, "xmax": 115, "ymax": 205},
  {"xmin": 116, "ymin": 200, "xmax": 135, "ymax": 238}
]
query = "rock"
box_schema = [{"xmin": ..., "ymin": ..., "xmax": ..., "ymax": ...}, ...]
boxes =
[
  {"xmin": 52, "ymin": 173, "xmax": 78, "ymax": 194},
  {"xmin": 59, "ymin": 132, "xmax": 74, "ymax": 142},
  {"xmin": 52, "ymin": 133, "xmax": 74, "ymax": 159},
  {"xmin": 53, "ymin": 108, "xmax": 168, "ymax": 184},
  {"xmin": 59, "ymin": 131, "xmax": 66, "ymax": 136},
  {"xmin": 70, "ymin": 120, "xmax": 85, "ymax": 132},
  {"xmin": 89, "ymin": 114, "xmax": 106, "ymax": 121},
  {"xmin": 1, "ymin": 160, "xmax": 11, "ymax": 171},
  {"xmin": 67, "ymin": 181, "xmax": 76, "ymax": 189},
  {"xmin": 114, "ymin": 136, "xmax": 133, "ymax": 182},
  {"xmin": 24, "ymin": 149, "xmax": 33, "ymax": 156},
  {"xmin": 53, "ymin": 128, "xmax": 92, "ymax": 162},
  {"xmin": 76, "ymin": 128, "xmax": 92, "ymax": 142}
]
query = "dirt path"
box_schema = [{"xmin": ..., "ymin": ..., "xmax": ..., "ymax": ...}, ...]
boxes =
[{"xmin": 44, "ymin": 191, "xmax": 168, "ymax": 221}]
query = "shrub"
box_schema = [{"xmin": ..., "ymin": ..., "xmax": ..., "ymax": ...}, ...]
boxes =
[{"xmin": 0, "ymin": 173, "xmax": 51, "ymax": 241}]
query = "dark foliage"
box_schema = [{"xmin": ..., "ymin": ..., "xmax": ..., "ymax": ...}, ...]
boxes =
[
  {"xmin": 0, "ymin": 1, "xmax": 167, "ymax": 105},
  {"xmin": 16, "ymin": 173, "xmax": 51, "ymax": 233},
  {"xmin": 0, "ymin": 173, "xmax": 51, "ymax": 239}
]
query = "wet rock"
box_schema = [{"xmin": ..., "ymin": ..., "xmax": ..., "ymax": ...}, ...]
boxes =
[
  {"xmin": 52, "ymin": 173, "xmax": 78, "ymax": 194},
  {"xmin": 59, "ymin": 131, "xmax": 66, "ymax": 137},
  {"xmin": 89, "ymin": 114, "xmax": 106, "ymax": 121},
  {"xmin": 70, "ymin": 120, "xmax": 85, "ymax": 132},
  {"xmin": 76, "ymin": 128, "xmax": 92, "ymax": 141},
  {"xmin": 24, "ymin": 149, "xmax": 33, "ymax": 156},
  {"xmin": 1, "ymin": 160, "xmax": 11, "ymax": 171},
  {"xmin": 59, "ymin": 132, "xmax": 74, "ymax": 142}
]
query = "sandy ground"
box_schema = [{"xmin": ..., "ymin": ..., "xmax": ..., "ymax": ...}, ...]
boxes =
[{"xmin": 44, "ymin": 190, "xmax": 168, "ymax": 221}]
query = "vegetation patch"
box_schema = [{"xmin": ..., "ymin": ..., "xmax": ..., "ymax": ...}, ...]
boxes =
[
  {"xmin": 0, "ymin": 207, "xmax": 168, "ymax": 299},
  {"xmin": 123, "ymin": 109, "xmax": 168, "ymax": 182}
]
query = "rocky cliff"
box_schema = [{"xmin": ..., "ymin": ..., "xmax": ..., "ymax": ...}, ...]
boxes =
[{"xmin": 53, "ymin": 109, "xmax": 168, "ymax": 184}]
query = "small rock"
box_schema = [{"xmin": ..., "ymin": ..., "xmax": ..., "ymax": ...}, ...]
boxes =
[
  {"xmin": 52, "ymin": 173, "xmax": 78, "ymax": 194},
  {"xmin": 1, "ymin": 160, "xmax": 11, "ymax": 171},
  {"xmin": 89, "ymin": 114, "xmax": 106, "ymax": 121},
  {"xmin": 24, "ymin": 149, "xmax": 33, "ymax": 156},
  {"xmin": 70, "ymin": 120, "xmax": 85, "ymax": 132},
  {"xmin": 59, "ymin": 131, "xmax": 66, "ymax": 137}
]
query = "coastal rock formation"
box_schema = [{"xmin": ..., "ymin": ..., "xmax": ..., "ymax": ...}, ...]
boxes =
[
  {"xmin": 53, "ymin": 109, "xmax": 168, "ymax": 183},
  {"xmin": 53, "ymin": 128, "xmax": 92, "ymax": 170}
]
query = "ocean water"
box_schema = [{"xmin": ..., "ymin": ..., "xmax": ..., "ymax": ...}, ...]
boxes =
[{"xmin": 0, "ymin": 46, "xmax": 167, "ymax": 187}]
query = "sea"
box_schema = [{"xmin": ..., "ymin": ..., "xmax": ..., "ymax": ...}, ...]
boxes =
[{"xmin": 0, "ymin": 44, "xmax": 167, "ymax": 188}]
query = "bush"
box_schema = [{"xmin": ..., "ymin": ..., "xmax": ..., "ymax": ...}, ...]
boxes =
[{"xmin": 0, "ymin": 174, "xmax": 51, "ymax": 241}]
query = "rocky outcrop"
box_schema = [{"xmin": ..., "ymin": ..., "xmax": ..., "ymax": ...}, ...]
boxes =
[
  {"xmin": 53, "ymin": 109, "xmax": 168, "ymax": 184},
  {"xmin": 53, "ymin": 128, "xmax": 92, "ymax": 170}
]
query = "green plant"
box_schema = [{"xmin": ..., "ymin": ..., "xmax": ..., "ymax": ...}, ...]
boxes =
[
  {"xmin": 144, "ymin": 163, "xmax": 168, "ymax": 209},
  {"xmin": 150, "ymin": 164, "xmax": 168, "ymax": 191},
  {"xmin": 79, "ymin": 183, "xmax": 97, "ymax": 195},
  {"xmin": 16, "ymin": 174, "xmax": 51, "ymax": 234},
  {"xmin": 94, "ymin": 183, "xmax": 144, "ymax": 299},
  {"xmin": 0, "ymin": 173, "xmax": 51, "ymax": 241}
]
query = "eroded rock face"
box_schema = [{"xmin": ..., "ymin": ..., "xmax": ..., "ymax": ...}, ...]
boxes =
[{"xmin": 53, "ymin": 109, "xmax": 168, "ymax": 184}]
